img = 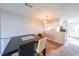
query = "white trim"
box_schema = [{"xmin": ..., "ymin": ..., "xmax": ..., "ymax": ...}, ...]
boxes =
[{"xmin": 67, "ymin": 17, "xmax": 79, "ymax": 23}]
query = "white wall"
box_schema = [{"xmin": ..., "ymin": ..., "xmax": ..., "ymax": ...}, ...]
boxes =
[
  {"xmin": 0, "ymin": 9, "xmax": 1, "ymax": 53},
  {"xmin": 1, "ymin": 10, "xmax": 43, "ymax": 38},
  {"xmin": 0, "ymin": 10, "xmax": 43, "ymax": 54},
  {"xmin": 45, "ymin": 22, "xmax": 60, "ymax": 32}
]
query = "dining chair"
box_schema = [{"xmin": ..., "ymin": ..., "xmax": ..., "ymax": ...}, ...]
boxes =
[{"xmin": 36, "ymin": 37, "xmax": 47, "ymax": 56}]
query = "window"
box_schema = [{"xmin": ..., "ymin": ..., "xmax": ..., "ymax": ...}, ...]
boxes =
[{"xmin": 67, "ymin": 21, "xmax": 79, "ymax": 46}]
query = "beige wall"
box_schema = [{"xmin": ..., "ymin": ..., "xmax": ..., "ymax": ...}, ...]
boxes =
[{"xmin": 45, "ymin": 31, "xmax": 65, "ymax": 44}]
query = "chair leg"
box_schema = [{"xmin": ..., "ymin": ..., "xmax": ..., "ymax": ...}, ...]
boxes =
[{"xmin": 43, "ymin": 48, "xmax": 46, "ymax": 56}]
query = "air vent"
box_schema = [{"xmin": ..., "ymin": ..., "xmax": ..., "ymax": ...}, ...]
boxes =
[{"xmin": 25, "ymin": 3, "xmax": 32, "ymax": 8}]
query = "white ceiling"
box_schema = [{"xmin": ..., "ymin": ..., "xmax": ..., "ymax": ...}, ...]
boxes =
[{"xmin": 0, "ymin": 3, "xmax": 79, "ymax": 20}]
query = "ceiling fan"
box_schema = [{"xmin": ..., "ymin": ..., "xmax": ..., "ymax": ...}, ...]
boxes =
[{"xmin": 25, "ymin": 3, "xmax": 32, "ymax": 8}]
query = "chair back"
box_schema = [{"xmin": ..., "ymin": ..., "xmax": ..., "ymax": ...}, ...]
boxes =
[{"xmin": 36, "ymin": 37, "xmax": 47, "ymax": 53}]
